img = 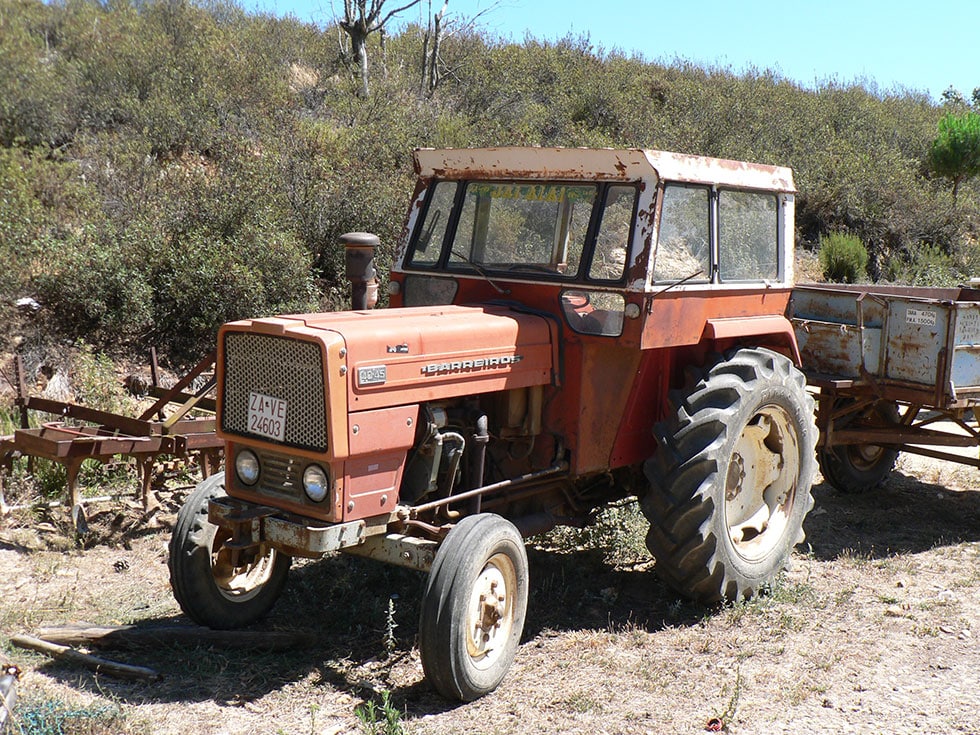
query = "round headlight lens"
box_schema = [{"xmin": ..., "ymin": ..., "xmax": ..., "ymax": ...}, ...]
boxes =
[
  {"xmin": 235, "ymin": 449, "xmax": 260, "ymax": 485},
  {"xmin": 303, "ymin": 464, "xmax": 330, "ymax": 503}
]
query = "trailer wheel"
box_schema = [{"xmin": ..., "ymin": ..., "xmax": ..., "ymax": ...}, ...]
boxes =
[
  {"xmin": 817, "ymin": 398, "xmax": 901, "ymax": 494},
  {"xmin": 641, "ymin": 348, "xmax": 817, "ymax": 603},
  {"xmin": 169, "ymin": 472, "xmax": 291, "ymax": 629},
  {"xmin": 418, "ymin": 513, "xmax": 529, "ymax": 701}
]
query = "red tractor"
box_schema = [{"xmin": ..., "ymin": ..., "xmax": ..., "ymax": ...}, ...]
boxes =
[{"xmin": 169, "ymin": 147, "xmax": 816, "ymax": 700}]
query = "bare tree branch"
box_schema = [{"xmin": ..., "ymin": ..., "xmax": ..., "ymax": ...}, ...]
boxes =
[{"xmin": 379, "ymin": 0, "xmax": 423, "ymax": 29}]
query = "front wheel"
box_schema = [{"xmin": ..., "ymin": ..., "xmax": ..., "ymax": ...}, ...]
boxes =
[
  {"xmin": 168, "ymin": 473, "xmax": 291, "ymax": 629},
  {"xmin": 642, "ymin": 348, "xmax": 817, "ymax": 603},
  {"xmin": 418, "ymin": 514, "xmax": 529, "ymax": 702}
]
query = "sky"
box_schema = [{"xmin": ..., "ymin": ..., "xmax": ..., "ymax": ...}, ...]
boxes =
[{"xmin": 246, "ymin": 0, "xmax": 978, "ymax": 102}]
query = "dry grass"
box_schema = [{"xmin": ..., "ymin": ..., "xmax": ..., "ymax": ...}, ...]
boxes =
[{"xmin": 1, "ymin": 458, "xmax": 978, "ymax": 735}]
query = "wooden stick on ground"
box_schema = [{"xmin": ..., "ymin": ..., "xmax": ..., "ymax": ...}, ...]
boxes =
[
  {"xmin": 34, "ymin": 624, "xmax": 315, "ymax": 651},
  {"xmin": 10, "ymin": 635, "xmax": 160, "ymax": 682}
]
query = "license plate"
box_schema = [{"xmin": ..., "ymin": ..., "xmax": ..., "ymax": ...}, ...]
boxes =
[{"xmin": 248, "ymin": 392, "xmax": 286, "ymax": 442}]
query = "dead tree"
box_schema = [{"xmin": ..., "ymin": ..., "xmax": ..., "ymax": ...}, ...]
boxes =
[
  {"xmin": 417, "ymin": 0, "xmax": 499, "ymax": 97},
  {"xmin": 339, "ymin": 0, "xmax": 423, "ymax": 97},
  {"xmin": 419, "ymin": 0, "xmax": 448, "ymax": 96}
]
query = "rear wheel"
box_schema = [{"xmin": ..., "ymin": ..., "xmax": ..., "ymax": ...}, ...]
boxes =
[
  {"xmin": 817, "ymin": 398, "xmax": 901, "ymax": 493},
  {"xmin": 641, "ymin": 348, "xmax": 817, "ymax": 603},
  {"xmin": 418, "ymin": 513, "xmax": 529, "ymax": 701},
  {"xmin": 169, "ymin": 473, "xmax": 291, "ymax": 629}
]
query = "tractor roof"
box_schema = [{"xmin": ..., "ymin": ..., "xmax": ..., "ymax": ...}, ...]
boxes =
[{"xmin": 413, "ymin": 147, "xmax": 795, "ymax": 193}]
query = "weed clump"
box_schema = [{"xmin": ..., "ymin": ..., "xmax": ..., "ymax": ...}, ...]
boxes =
[
  {"xmin": 11, "ymin": 696, "xmax": 145, "ymax": 735},
  {"xmin": 818, "ymin": 232, "xmax": 868, "ymax": 283}
]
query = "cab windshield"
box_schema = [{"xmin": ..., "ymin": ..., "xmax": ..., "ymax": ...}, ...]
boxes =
[{"xmin": 408, "ymin": 180, "xmax": 636, "ymax": 282}]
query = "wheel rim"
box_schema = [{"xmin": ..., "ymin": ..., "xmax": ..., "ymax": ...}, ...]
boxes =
[
  {"xmin": 725, "ymin": 404, "xmax": 799, "ymax": 562},
  {"xmin": 847, "ymin": 442, "xmax": 887, "ymax": 469},
  {"xmin": 844, "ymin": 402, "xmax": 897, "ymax": 469},
  {"xmin": 465, "ymin": 553, "xmax": 517, "ymax": 670},
  {"xmin": 211, "ymin": 530, "xmax": 279, "ymax": 602}
]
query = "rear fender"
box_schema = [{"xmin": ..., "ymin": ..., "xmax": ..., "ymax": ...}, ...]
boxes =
[{"xmin": 702, "ymin": 315, "xmax": 801, "ymax": 365}]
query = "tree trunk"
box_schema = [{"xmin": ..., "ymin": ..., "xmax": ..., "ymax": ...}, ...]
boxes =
[
  {"xmin": 352, "ymin": 32, "xmax": 370, "ymax": 98},
  {"xmin": 418, "ymin": 26, "xmax": 430, "ymax": 95},
  {"xmin": 427, "ymin": 1, "xmax": 446, "ymax": 95}
]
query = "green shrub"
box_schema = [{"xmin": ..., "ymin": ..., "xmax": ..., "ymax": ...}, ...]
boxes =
[
  {"xmin": 885, "ymin": 242, "xmax": 980, "ymax": 287},
  {"xmin": 929, "ymin": 111, "xmax": 980, "ymax": 201},
  {"xmin": 818, "ymin": 232, "xmax": 869, "ymax": 283},
  {"xmin": 72, "ymin": 343, "xmax": 129, "ymax": 414},
  {"xmin": 31, "ymin": 224, "xmax": 155, "ymax": 351},
  {"xmin": 4, "ymin": 0, "xmax": 980, "ymax": 364},
  {"xmin": 355, "ymin": 690, "xmax": 404, "ymax": 735},
  {"xmin": 147, "ymin": 224, "xmax": 316, "ymax": 363}
]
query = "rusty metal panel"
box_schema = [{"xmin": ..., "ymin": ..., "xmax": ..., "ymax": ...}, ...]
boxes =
[
  {"xmin": 342, "ymin": 450, "xmax": 406, "ymax": 521},
  {"xmin": 208, "ymin": 496, "xmax": 391, "ymax": 557},
  {"xmin": 343, "ymin": 533, "xmax": 438, "ymax": 572},
  {"xmin": 643, "ymin": 150, "xmax": 795, "ymax": 192},
  {"xmin": 883, "ymin": 300, "xmax": 950, "ymax": 387},
  {"xmin": 334, "ymin": 305, "xmax": 555, "ymax": 411},
  {"xmin": 414, "ymin": 147, "xmax": 656, "ymax": 182},
  {"xmin": 641, "ymin": 288, "xmax": 793, "ymax": 350},
  {"xmin": 348, "ymin": 405, "xmax": 419, "ymax": 457},
  {"xmin": 264, "ymin": 515, "xmax": 367, "ymax": 555},
  {"xmin": 794, "ymin": 320, "xmax": 883, "ymax": 377},
  {"xmin": 950, "ymin": 303, "xmax": 980, "ymax": 394},
  {"xmin": 412, "ymin": 147, "xmax": 794, "ymax": 192},
  {"xmin": 791, "ymin": 285, "xmax": 980, "ymax": 405}
]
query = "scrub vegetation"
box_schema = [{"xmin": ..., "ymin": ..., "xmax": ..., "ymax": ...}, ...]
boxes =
[{"xmin": 1, "ymin": 0, "xmax": 979, "ymax": 366}]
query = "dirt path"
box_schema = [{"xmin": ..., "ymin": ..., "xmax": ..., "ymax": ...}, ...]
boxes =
[{"xmin": 1, "ymin": 456, "xmax": 978, "ymax": 734}]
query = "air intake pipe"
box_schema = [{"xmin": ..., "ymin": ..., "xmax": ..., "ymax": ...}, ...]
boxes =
[{"xmin": 342, "ymin": 232, "xmax": 379, "ymax": 310}]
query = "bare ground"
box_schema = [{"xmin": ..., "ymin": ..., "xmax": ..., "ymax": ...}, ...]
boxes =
[{"xmin": 1, "ymin": 452, "xmax": 978, "ymax": 735}]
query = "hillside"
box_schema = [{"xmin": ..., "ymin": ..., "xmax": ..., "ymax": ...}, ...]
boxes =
[{"xmin": 1, "ymin": 0, "xmax": 978, "ymax": 364}]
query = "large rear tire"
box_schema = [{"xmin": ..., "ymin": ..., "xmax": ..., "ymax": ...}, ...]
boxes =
[
  {"xmin": 169, "ymin": 473, "xmax": 291, "ymax": 629},
  {"xmin": 418, "ymin": 513, "xmax": 529, "ymax": 702},
  {"xmin": 817, "ymin": 398, "xmax": 901, "ymax": 494},
  {"xmin": 641, "ymin": 348, "xmax": 817, "ymax": 603}
]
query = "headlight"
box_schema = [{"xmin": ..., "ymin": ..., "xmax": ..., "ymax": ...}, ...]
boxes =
[
  {"xmin": 303, "ymin": 464, "xmax": 330, "ymax": 502},
  {"xmin": 235, "ymin": 449, "xmax": 260, "ymax": 485}
]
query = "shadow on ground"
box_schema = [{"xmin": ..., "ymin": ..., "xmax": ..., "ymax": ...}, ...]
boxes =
[
  {"xmin": 27, "ymin": 533, "xmax": 704, "ymax": 714},
  {"xmin": 804, "ymin": 471, "xmax": 980, "ymax": 560},
  {"xmin": 20, "ymin": 466, "xmax": 980, "ymax": 715}
]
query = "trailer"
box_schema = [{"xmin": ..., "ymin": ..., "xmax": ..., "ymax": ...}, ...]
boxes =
[{"xmin": 790, "ymin": 283, "xmax": 980, "ymax": 492}]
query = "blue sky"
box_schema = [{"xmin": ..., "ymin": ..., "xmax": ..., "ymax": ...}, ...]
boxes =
[{"xmin": 247, "ymin": 0, "xmax": 977, "ymax": 102}]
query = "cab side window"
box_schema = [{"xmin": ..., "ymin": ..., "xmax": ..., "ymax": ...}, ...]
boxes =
[
  {"xmin": 719, "ymin": 190, "xmax": 778, "ymax": 281},
  {"xmin": 655, "ymin": 184, "xmax": 710, "ymax": 282},
  {"xmin": 410, "ymin": 181, "xmax": 456, "ymax": 266},
  {"xmin": 588, "ymin": 185, "xmax": 636, "ymax": 281}
]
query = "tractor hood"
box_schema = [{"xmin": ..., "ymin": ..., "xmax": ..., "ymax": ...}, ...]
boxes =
[{"xmin": 224, "ymin": 304, "xmax": 558, "ymax": 413}]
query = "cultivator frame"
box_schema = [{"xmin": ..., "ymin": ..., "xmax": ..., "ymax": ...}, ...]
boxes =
[{"xmin": 0, "ymin": 351, "xmax": 223, "ymax": 524}]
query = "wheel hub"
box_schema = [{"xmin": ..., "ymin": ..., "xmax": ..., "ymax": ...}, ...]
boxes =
[
  {"xmin": 725, "ymin": 405, "xmax": 799, "ymax": 561},
  {"xmin": 466, "ymin": 556, "xmax": 516, "ymax": 669},
  {"xmin": 212, "ymin": 533, "xmax": 278, "ymax": 601}
]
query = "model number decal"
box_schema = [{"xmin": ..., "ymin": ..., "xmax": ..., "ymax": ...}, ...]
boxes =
[
  {"xmin": 906, "ymin": 308, "xmax": 937, "ymax": 327},
  {"xmin": 358, "ymin": 365, "xmax": 388, "ymax": 386},
  {"xmin": 422, "ymin": 355, "xmax": 524, "ymax": 375}
]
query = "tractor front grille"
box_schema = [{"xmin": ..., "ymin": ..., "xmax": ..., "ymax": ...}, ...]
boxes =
[
  {"xmin": 221, "ymin": 331, "xmax": 328, "ymax": 452},
  {"xmin": 254, "ymin": 449, "xmax": 305, "ymax": 502}
]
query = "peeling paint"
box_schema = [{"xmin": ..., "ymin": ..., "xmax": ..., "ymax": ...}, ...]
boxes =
[{"xmin": 413, "ymin": 147, "xmax": 794, "ymax": 191}]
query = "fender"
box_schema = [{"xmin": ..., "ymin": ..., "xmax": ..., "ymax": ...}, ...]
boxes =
[{"xmin": 702, "ymin": 315, "xmax": 802, "ymax": 365}]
